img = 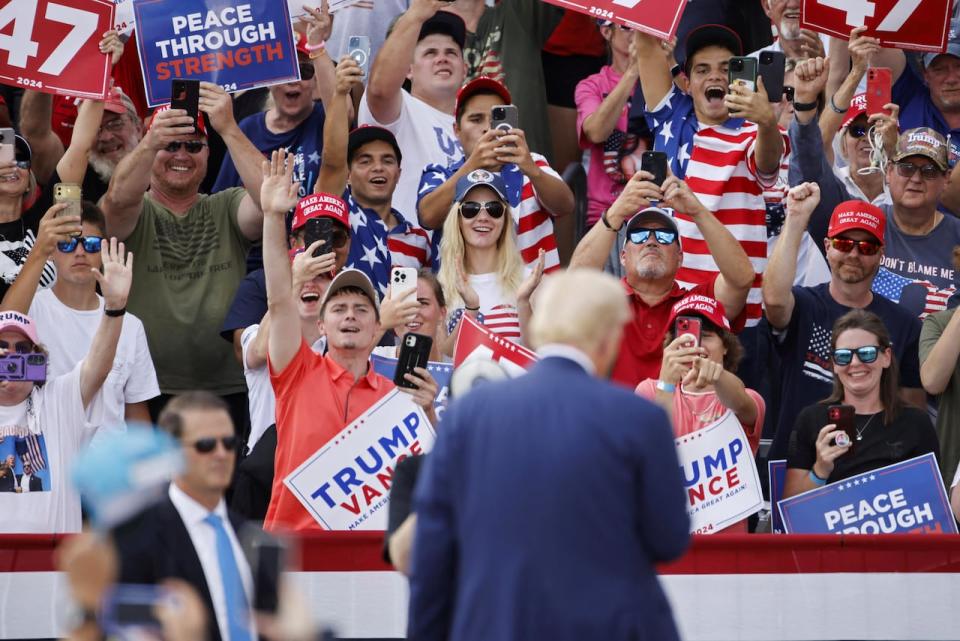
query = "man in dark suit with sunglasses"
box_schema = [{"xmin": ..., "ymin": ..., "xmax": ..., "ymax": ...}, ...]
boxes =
[
  {"xmin": 763, "ymin": 183, "xmax": 924, "ymax": 464},
  {"xmin": 112, "ymin": 392, "xmax": 278, "ymax": 641}
]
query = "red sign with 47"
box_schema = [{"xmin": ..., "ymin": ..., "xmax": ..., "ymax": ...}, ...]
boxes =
[
  {"xmin": 801, "ymin": 0, "xmax": 953, "ymax": 53},
  {"xmin": 0, "ymin": 0, "xmax": 114, "ymax": 99}
]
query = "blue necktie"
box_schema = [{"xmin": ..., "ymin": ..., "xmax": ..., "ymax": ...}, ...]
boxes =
[{"xmin": 204, "ymin": 514, "xmax": 253, "ymax": 641}]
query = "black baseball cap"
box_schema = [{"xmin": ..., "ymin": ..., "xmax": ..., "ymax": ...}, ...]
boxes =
[
  {"xmin": 418, "ymin": 11, "xmax": 466, "ymax": 50},
  {"xmin": 682, "ymin": 24, "xmax": 743, "ymax": 69},
  {"xmin": 348, "ymin": 125, "xmax": 403, "ymax": 165}
]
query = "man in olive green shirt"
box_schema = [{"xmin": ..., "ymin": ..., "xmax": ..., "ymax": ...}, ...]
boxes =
[{"xmin": 101, "ymin": 82, "xmax": 268, "ymax": 429}]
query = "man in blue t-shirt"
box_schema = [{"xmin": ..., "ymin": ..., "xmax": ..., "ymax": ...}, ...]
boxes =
[{"xmin": 763, "ymin": 183, "xmax": 926, "ymax": 461}]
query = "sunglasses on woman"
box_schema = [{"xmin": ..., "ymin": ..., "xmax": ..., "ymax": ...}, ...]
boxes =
[
  {"xmin": 189, "ymin": 435, "xmax": 240, "ymax": 454},
  {"xmin": 57, "ymin": 236, "xmax": 103, "ymax": 254},
  {"xmin": 829, "ymin": 236, "xmax": 881, "ymax": 255},
  {"xmin": 459, "ymin": 200, "xmax": 506, "ymax": 219},
  {"xmin": 628, "ymin": 228, "xmax": 678, "ymax": 245},
  {"xmin": 832, "ymin": 345, "xmax": 880, "ymax": 366},
  {"xmin": 163, "ymin": 141, "xmax": 207, "ymax": 154},
  {"xmin": 0, "ymin": 340, "xmax": 35, "ymax": 354},
  {"xmin": 847, "ymin": 124, "xmax": 869, "ymax": 139},
  {"xmin": 299, "ymin": 62, "xmax": 316, "ymax": 80}
]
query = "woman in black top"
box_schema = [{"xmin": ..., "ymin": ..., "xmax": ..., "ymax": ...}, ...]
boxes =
[{"xmin": 784, "ymin": 309, "xmax": 939, "ymax": 498}]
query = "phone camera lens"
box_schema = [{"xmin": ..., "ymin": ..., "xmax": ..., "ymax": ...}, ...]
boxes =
[
  {"xmin": 731, "ymin": 59, "xmax": 743, "ymax": 71},
  {"xmin": 5, "ymin": 362, "xmax": 16, "ymax": 373}
]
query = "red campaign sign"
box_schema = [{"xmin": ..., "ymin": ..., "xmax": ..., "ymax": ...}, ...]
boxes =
[
  {"xmin": 453, "ymin": 314, "xmax": 538, "ymax": 374},
  {"xmin": 539, "ymin": 0, "xmax": 687, "ymax": 40},
  {"xmin": 801, "ymin": 0, "xmax": 953, "ymax": 53},
  {"xmin": 0, "ymin": 0, "xmax": 114, "ymax": 99}
]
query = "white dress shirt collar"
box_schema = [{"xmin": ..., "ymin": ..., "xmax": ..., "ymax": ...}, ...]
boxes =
[
  {"xmin": 169, "ymin": 481, "xmax": 228, "ymax": 525},
  {"xmin": 536, "ymin": 343, "xmax": 596, "ymax": 376}
]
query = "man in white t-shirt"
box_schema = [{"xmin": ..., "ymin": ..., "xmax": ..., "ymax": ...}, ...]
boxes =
[
  {"xmin": 2, "ymin": 202, "xmax": 159, "ymax": 439},
  {"xmin": 359, "ymin": 2, "xmax": 467, "ymax": 219},
  {"xmin": 0, "ymin": 235, "xmax": 132, "ymax": 533}
]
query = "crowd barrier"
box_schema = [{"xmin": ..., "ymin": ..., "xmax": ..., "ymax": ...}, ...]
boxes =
[{"xmin": 2, "ymin": 533, "xmax": 960, "ymax": 639}]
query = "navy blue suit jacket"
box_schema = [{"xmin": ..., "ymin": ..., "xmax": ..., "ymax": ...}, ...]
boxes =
[{"xmin": 407, "ymin": 356, "xmax": 691, "ymax": 641}]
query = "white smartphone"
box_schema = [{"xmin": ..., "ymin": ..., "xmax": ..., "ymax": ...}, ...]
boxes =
[
  {"xmin": 390, "ymin": 267, "xmax": 418, "ymax": 301},
  {"xmin": 0, "ymin": 128, "xmax": 14, "ymax": 163}
]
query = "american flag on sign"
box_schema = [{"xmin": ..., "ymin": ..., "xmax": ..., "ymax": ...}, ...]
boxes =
[{"xmin": 803, "ymin": 323, "xmax": 834, "ymax": 384}]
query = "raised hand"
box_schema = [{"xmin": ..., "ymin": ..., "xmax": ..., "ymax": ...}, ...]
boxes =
[
  {"xmin": 607, "ymin": 170, "xmax": 662, "ymax": 229},
  {"xmin": 659, "ymin": 334, "xmax": 706, "ymax": 386},
  {"xmin": 334, "ymin": 56, "xmax": 364, "ymax": 96},
  {"xmin": 725, "ymin": 76, "xmax": 776, "ymax": 127},
  {"xmin": 516, "ymin": 249, "xmax": 545, "ymax": 303},
  {"xmin": 785, "ymin": 182, "xmax": 821, "ymax": 224},
  {"xmin": 145, "ymin": 108, "xmax": 196, "ymax": 150},
  {"xmin": 261, "ymin": 149, "xmax": 301, "ymax": 216},
  {"xmin": 198, "ymin": 82, "xmax": 236, "ymax": 134},
  {"xmin": 661, "ymin": 174, "xmax": 706, "ymax": 217},
  {"xmin": 93, "ymin": 237, "xmax": 133, "ymax": 310},
  {"xmin": 454, "ymin": 261, "xmax": 480, "ymax": 310},
  {"xmin": 379, "ymin": 284, "xmax": 420, "ymax": 331},
  {"xmin": 494, "ymin": 128, "xmax": 537, "ymax": 175},
  {"xmin": 813, "ymin": 422, "xmax": 851, "ymax": 479},
  {"xmin": 848, "ymin": 26, "xmax": 880, "ymax": 74},
  {"xmin": 400, "ymin": 366, "xmax": 439, "ymax": 411},
  {"xmin": 99, "ymin": 29, "xmax": 125, "ymax": 66},
  {"xmin": 301, "ymin": 0, "xmax": 333, "ymax": 45},
  {"xmin": 35, "ymin": 203, "xmax": 81, "ymax": 257},
  {"xmin": 793, "ymin": 56, "xmax": 829, "ymax": 104}
]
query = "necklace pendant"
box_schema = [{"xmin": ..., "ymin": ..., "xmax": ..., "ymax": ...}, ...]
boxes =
[{"xmin": 856, "ymin": 435, "xmax": 863, "ymax": 441}]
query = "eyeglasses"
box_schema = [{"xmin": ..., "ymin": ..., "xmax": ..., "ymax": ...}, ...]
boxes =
[
  {"xmin": 163, "ymin": 141, "xmax": 207, "ymax": 154},
  {"xmin": 894, "ymin": 161, "xmax": 943, "ymax": 180},
  {"xmin": 0, "ymin": 340, "xmax": 34, "ymax": 354},
  {"xmin": 299, "ymin": 62, "xmax": 316, "ymax": 80},
  {"xmin": 628, "ymin": 228, "xmax": 678, "ymax": 245},
  {"xmin": 99, "ymin": 117, "xmax": 128, "ymax": 133},
  {"xmin": 188, "ymin": 435, "xmax": 240, "ymax": 454},
  {"xmin": 459, "ymin": 200, "xmax": 506, "ymax": 219},
  {"xmin": 829, "ymin": 236, "xmax": 881, "ymax": 255},
  {"xmin": 783, "ymin": 86, "xmax": 795, "ymax": 102},
  {"xmin": 57, "ymin": 236, "xmax": 103, "ymax": 254},
  {"xmin": 847, "ymin": 124, "xmax": 868, "ymax": 139},
  {"xmin": 832, "ymin": 345, "xmax": 880, "ymax": 366}
]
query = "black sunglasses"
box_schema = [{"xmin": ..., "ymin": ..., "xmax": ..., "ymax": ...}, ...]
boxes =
[
  {"xmin": 894, "ymin": 161, "xmax": 943, "ymax": 180},
  {"xmin": 459, "ymin": 200, "xmax": 506, "ymax": 219},
  {"xmin": 847, "ymin": 124, "xmax": 869, "ymax": 139},
  {"xmin": 628, "ymin": 228, "xmax": 678, "ymax": 245},
  {"xmin": 330, "ymin": 228, "xmax": 350, "ymax": 249},
  {"xmin": 299, "ymin": 62, "xmax": 316, "ymax": 80},
  {"xmin": 832, "ymin": 345, "xmax": 880, "ymax": 366},
  {"xmin": 57, "ymin": 236, "xmax": 103, "ymax": 254},
  {"xmin": 0, "ymin": 340, "xmax": 34, "ymax": 354},
  {"xmin": 189, "ymin": 435, "xmax": 240, "ymax": 454},
  {"xmin": 829, "ymin": 236, "xmax": 881, "ymax": 256},
  {"xmin": 163, "ymin": 141, "xmax": 207, "ymax": 154}
]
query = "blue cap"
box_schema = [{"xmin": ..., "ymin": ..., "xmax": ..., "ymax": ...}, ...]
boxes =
[
  {"xmin": 924, "ymin": 18, "xmax": 960, "ymax": 67},
  {"xmin": 72, "ymin": 423, "xmax": 184, "ymax": 530},
  {"xmin": 454, "ymin": 168, "xmax": 508, "ymax": 202}
]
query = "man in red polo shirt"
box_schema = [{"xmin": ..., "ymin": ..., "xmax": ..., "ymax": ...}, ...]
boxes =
[
  {"xmin": 570, "ymin": 170, "xmax": 754, "ymax": 388},
  {"xmin": 259, "ymin": 149, "xmax": 439, "ymax": 532}
]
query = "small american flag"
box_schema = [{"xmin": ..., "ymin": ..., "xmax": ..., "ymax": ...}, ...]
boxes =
[{"xmin": 803, "ymin": 323, "xmax": 834, "ymax": 384}]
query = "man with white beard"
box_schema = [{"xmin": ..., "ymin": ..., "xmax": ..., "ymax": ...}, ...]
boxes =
[
  {"xmin": 748, "ymin": 0, "xmax": 827, "ymax": 61},
  {"xmin": 569, "ymin": 170, "xmax": 753, "ymax": 389}
]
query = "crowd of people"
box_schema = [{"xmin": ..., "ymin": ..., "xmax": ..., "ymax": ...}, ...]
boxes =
[{"xmin": 1, "ymin": 0, "xmax": 960, "ymax": 637}]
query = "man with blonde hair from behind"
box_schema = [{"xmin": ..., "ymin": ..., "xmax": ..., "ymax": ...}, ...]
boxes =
[{"xmin": 408, "ymin": 269, "xmax": 691, "ymax": 641}]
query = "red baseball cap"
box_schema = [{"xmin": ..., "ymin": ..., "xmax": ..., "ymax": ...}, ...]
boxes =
[
  {"xmin": 667, "ymin": 294, "xmax": 731, "ymax": 331},
  {"xmin": 455, "ymin": 76, "xmax": 512, "ymax": 122},
  {"xmin": 840, "ymin": 93, "xmax": 868, "ymax": 129},
  {"xmin": 291, "ymin": 192, "xmax": 350, "ymax": 232},
  {"xmin": 827, "ymin": 200, "xmax": 886, "ymax": 243},
  {"xmin": 104, "ymin": 86, "xmax": 137, "ymax": 116}
]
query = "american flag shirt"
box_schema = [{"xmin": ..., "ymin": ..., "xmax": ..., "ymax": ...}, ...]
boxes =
[
  {"xmin": 417, "ymin": 154, "xmax": 562, "ymax": 274},
  {"xmin": 343, "ymin": 188, "xmax": 437, "ymax": 299},
  {"xmin": 876, "ymin": 204, "xmax": 960, "ymax": 318},
  {"xmin": 645, "ymin": 85, "xmax": 790, "ymax": 326}
]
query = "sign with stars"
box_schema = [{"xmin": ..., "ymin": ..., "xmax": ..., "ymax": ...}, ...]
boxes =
[
  {"xmin": 283, "ymin": 390, "xmax": 436, "ymax": 531},
  {"xmin": 453, "ymin": 314, "xmax": 537, "ymax": 374},
  {"xmin": 778, "ymin": 453, "xmax": 956, "ymax": 534},
  {"xmin": 677, "ymin": 411, "xmax": 763, "ymax": 534},
  {"xmin": 370, "ymin": 354, "xmax": 452, "ymax": 418}
]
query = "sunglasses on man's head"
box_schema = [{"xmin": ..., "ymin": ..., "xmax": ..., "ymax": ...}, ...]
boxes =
[
  {"xmin": 829, "ymin": 236, "xmax": 881, "ymax": 256},
  {"xmin": 189, "ymin": 435, "xmax": 240, "ymax": 454},
  {"xmin": 832, "ymin": 345, "xmax": 880, "ymax": 366},
  {"xmin": 57, "ymin": 236, "xmax": 103, "ymax": 254},
  {"xmin": 298, "ymin": 62, "xmax": 316, "ymax": 80},
  {"xmin": 0, "ymin": 340, "xmax": 34, "ymax": 354},
  {"xmin": 163, "ymin": 141, "xmax": 207, "ymax": 154},
  {"xmin": 894, "ymin": 161, "xmax": 943, "ymax": 180},
  {"xmin": 459, "ymin": 200, "xmax": 506, "ymax": 219},
  {"xmin": 628, "ymin": 228, "xmax": 678, "ymax": 245}
]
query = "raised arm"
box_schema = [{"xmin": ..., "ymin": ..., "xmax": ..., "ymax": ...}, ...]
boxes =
[
  {"xmin": 581, "ymin": 34, "xmax": 640, "ymax": 144},
  {"xmin": 516, "ymin": 250, "xmax": 545, "ymax": 345},
  {"xmin": 660, "ymin": 175, "xmax": 753, "ymax": 318},
  {"xmin": 366, "ymin": 0, "xmax": 445, "ymax": 123},
  {"xmin": 920, "ymin": 310, "xmax": 960, "ymax": 395},
  {"xmin": 633, "ymin": 31, "xmax": 674, "ymax": 109},
  {"xmin": 199, "ymin": 83, "xmax": 265, "ymax": 241},
  {"xmin": 569, "ymin": 171, "xmax": 656, "ymax": 270},
  {"xmin": 0, "ymin": 204, "xmax": 79, "ymax": 313},
  {"xmin": 261, "ymin": 150, "xmax": 304, "ymax": 373},
  {"xmin": 725, "ymin": 77, "xmax": 783, "ymax": 176},
  {"xmin": 80, "ymin": 238, "xmax": 133, "ymax": 408},
  {"xmin": 763, "ymin": 183, "xmax": 820, "ymax": 329},
  {"xmin": 18, "ymin": 91, "xmax": 64, "ymax": 186},
  {"xmin": 316, "ymin": 57, "xmax": 363, "ymax": 196},
  {"xmin": 300, "ymin": 1, "xmax": 336, "ymax": 109},
  {"xmin": 494, "ymin": 130, "xmax": 574, "ymax": 217},
  {"xmin": 100, "ymin": 109, "xmax": 195, "ymax": 240}
]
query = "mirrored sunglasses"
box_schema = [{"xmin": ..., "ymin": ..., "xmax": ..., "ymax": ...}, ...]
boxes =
[
  {"xmin": 163, "ymin": 141, "xmax": 207, "ymax": 154},
  {"xmin": 832, "ymin": 345, "xmax": 880, "ymax": 366},
  {"xmin": 190, "ymin": 435, "xmax": 240, "ymax": 454},
  {"xmin": 57, "ymin": 236, "xmax": 103, "ymax": 254},
  {"xmin": 459, "ymin": 200, "xmax": 506, "ymax": 219},
  {"xmin": 829, "ymin": 236, "xmax": 881, "ymax": 256},
  {"xmin": 628, "ymin": 228, "xmax": 678, "ymax": 245}
]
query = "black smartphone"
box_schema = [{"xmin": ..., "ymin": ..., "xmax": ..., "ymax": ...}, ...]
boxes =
[
  {"xmin": 171, "ymin": 78, "xmax": 200, "ymax": 129},
  {"xmin": 728, "ymin": 56, "xmax": 758, "ymax": 93},
  {"xmin": 394, "ymin": 333, "xmax": 433, "ymax": 389},
  {"xmin": 304, "ymin": 217, "xmax": 333, "ymax": 257},
  {"xmin": 239, "ymin": 524, "xmax": 286, "ymax": 613},
  {"xmin": 758, "ymin": 50, "xmax": 786, "ymax": 102},
  {"xmin": 640, "ymin": 151, "xmax": 668, "ymax": 187},
  {"xmin": 828, "ymin": 404, "xmax": 856, "ymax": 453}
]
